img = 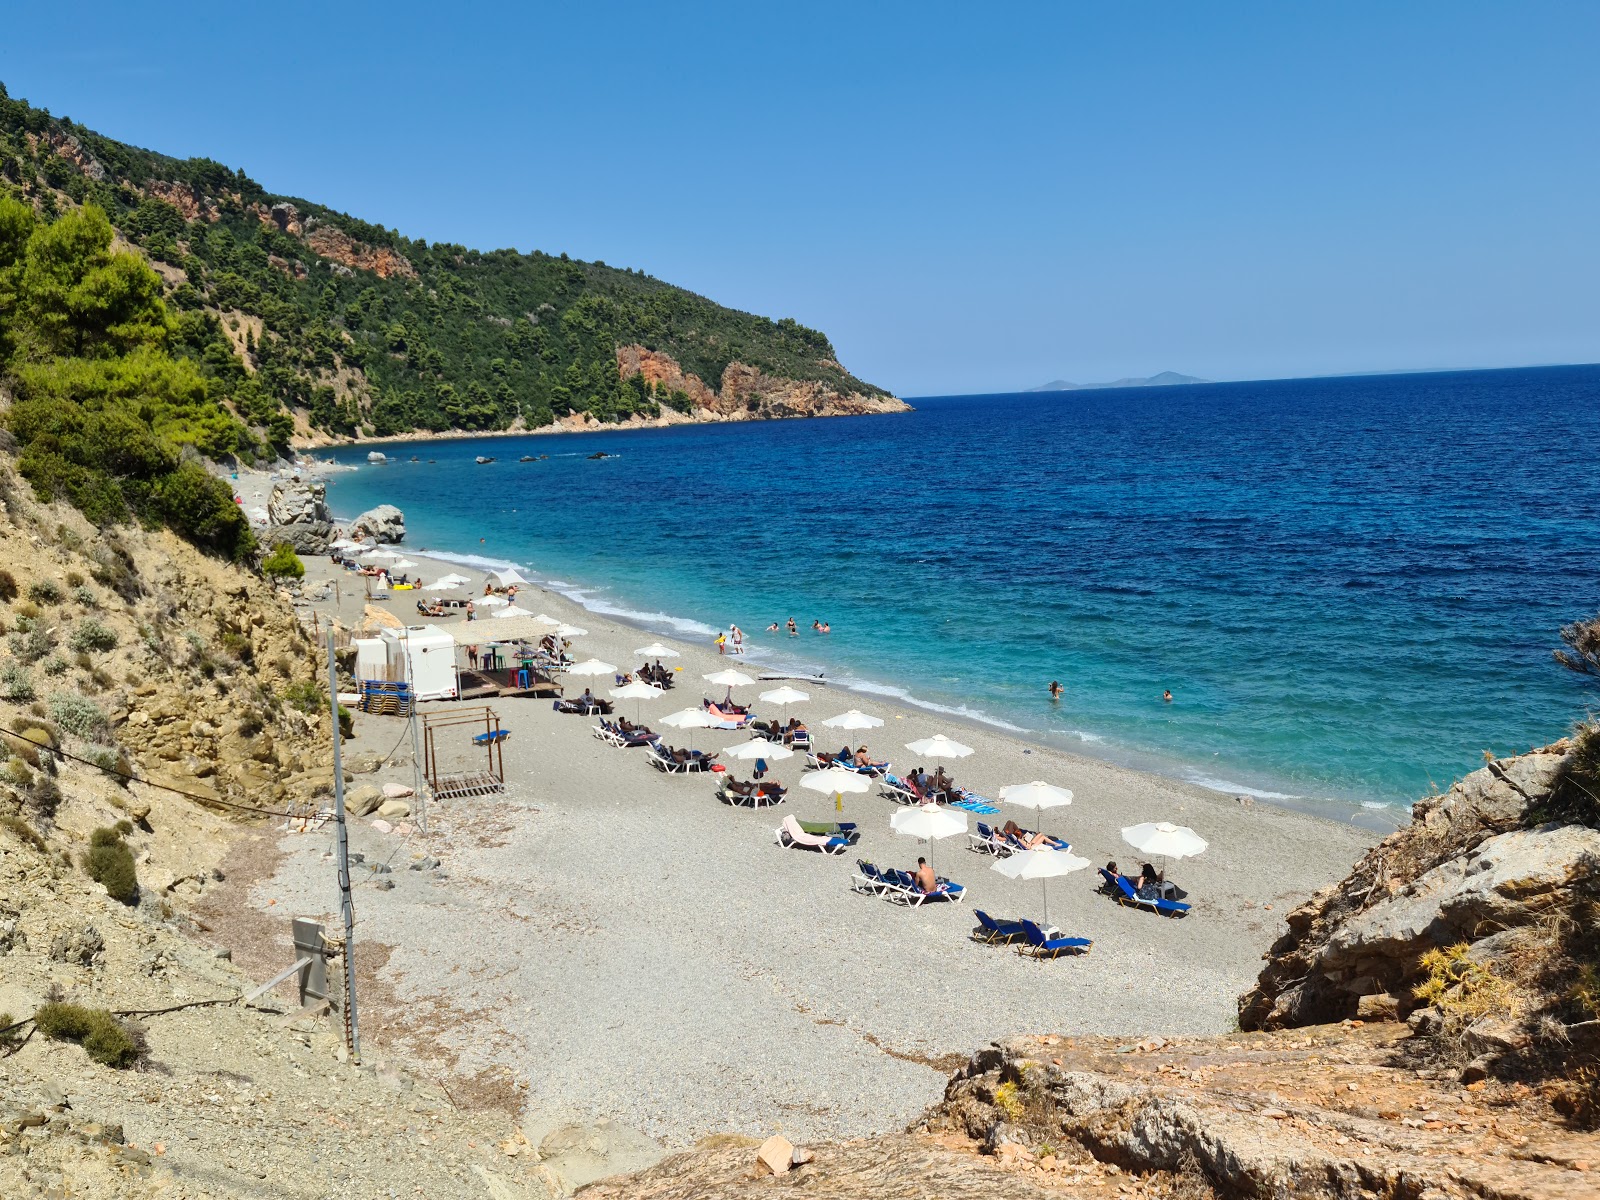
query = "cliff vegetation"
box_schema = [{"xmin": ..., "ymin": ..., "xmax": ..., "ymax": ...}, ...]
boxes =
[{"xmin": 0, "ymin": 82, "xmax": 900, "ymax": 445}]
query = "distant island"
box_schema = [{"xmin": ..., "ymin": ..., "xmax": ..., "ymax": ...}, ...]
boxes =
[{"xmin": 1028, "ymin": 371, "xmax": 1208, "ymax": 392}]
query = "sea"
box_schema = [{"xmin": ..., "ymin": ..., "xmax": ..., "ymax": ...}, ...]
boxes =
[{"xmin": 319, "ymin": 365, "xmax": 1600, "ymax": 824}]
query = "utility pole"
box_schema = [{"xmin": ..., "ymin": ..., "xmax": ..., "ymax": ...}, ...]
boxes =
[{"xmin": 327, "ymin": 630, "xmax": 361, "ymax": 1065}]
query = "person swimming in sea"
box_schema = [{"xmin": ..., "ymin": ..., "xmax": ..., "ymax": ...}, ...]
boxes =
[
  {"xmin": 1162, "ymin": 689, "xmax": 1173, "ymax": 703},
  {"xmin": 1048, "ymin": 680, "xmax": 1063, "ymax": 700}
]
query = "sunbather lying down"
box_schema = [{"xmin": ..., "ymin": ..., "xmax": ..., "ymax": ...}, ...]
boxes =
[
  {"xmin": 724, "ymin": 777, "xmax": 786, "ymax": 799},
  {"xmin": 1001, "ymin": 820, "xmax": 1068, "ymax": 850}
]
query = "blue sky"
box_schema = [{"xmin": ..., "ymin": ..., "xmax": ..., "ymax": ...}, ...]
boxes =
[{"xmin": 4, "ymin": 2, "xmax": 1597, "ymax": 395}]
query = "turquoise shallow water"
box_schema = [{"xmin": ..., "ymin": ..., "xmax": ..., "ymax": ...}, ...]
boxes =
[{"xmin": 321, "ymin": 365, "xmax": 1600, "ymax": 819}]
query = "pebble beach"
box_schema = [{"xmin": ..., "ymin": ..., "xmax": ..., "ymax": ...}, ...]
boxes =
[{"xmin": 234, "ymin": 464, "xmax": 1375, "ymax": 1146}]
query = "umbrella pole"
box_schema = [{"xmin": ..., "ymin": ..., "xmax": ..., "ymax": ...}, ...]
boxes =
[{"xmin": 1042, "ymin": 877, "xmax": 1049, "ymax": 926}]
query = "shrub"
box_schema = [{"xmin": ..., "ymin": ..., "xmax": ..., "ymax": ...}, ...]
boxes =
[
  {"xmin": 219, "ymin": 631, "xmax": 253, "ymax": 663},
  {"xmin": 0, "ymin": 1012, "xmax": 20, "ymax": 1049},
  {"xmin": 0, "ymin": 569, "xmax": 15, "ymax": 602},
  {"xmin": 261, "ymin": 542, "xmax": 305, "ymax": 580},
  {"xmin": 41, "ymin": 654, "xmax": 67, "ymax": 676},
  {"xmin": 72, "ymin": 585, "xmax": 98, "ymax": 608},
  {"xmin": 0, "ymin": 661, "xmax": 35, "ymax": 701},
  {"xmin": 81, "ymin": 744, "xmax": 132, "ymax": 785},
  {"xmin": 28, "ymin": 776, "xmax": 61, "ymax": 820},
  {"xmin": 48, "ymin": 693, "xmax": 109, "ymax": 741},
  {"xmin": 32, "ymin": 1002, "xmax": 141, "ymax": 1067},
  {"xmin": 0, "ymin": 813, "xmax": 45, "ymax": 852},
  {"xmin": 68, "ymin": 619, "xmax": 118, "ymax": 654},
  {"xmin": 282, "ymin": 679, "xmax": 323, "ymax": 714},
  {"xmin": 7, "ymin": 624, "xmax": 52, "ymax": 663},
  {"xmin": 85, "ymin": 826, "xmax": 138, "ymax": 904},
  {"xmin": 27, "ymin": 579, "xmax": 63, "ymax": 605},
  {"xmin": 65, "ymin": 571, "xmax": 84, "ymax": 588},
  {"xmin": 4, "ymin": 758, "xmax": 33, "ymax": 787},
  {"xmin": 15, "ymin": 602, "xmax": 39, "ymax": 620}
]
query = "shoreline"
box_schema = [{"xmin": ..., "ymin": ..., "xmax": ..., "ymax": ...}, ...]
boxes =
[
  {"xmin": 273, "ymin": 455, "xmax": 1403, "ymax": 833},
  {"xmin": 287, "ymin": 399, "xmax": 914, "ymax": 451},
  {"xmin": 233, "ymin": 460, "xmax": 1378, "ymax": 1144}
]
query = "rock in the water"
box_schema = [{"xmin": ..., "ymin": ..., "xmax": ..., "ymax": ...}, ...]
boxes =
[
  {"xmin": 345, "ymin": 505, "xmax": 405, "ymax": 544},
  {"xmin": 266, "ymin": 480, "xmax": 333, "ymax": 553}
]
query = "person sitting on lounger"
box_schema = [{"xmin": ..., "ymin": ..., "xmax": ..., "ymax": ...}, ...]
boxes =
[
  {"xmin": 930, "ymin": 766, "xmax": 955, "ymax": 797},
  {"xmin": 580, "ymin": 688, "xmax": 595, "ymax": 707},
  {"xmin": 853, "ymin": 746, "xmax": 873, "ymax": 768},
  {"xmin": 913, "ymin": 857, "xmax": 938, "ymax": 894},
  {"xmin": 1001, "ymin": 819, "xmax": 1054, "ymax": 850},
  {"xmin": 1137, "ymin": 862, "xmax": 1172, "ymax": 900}
]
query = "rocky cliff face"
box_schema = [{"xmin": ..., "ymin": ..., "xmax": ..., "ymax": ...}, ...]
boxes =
[
  {"xmin": 615, "ymin": 345, "xmax": 911, "ymax": 422},
  {"xmin": 266, "ymin": 478, "xmax": 333, "ymax": 552}
]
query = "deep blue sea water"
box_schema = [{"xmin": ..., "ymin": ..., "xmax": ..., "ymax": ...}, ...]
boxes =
[{"xmin": 320, "ymin": 365, "xmax": 1600, "ymax": 818}]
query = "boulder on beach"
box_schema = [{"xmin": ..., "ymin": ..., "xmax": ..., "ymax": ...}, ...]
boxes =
[
  {"xmin": 266, "ymin": 480, "xmax": 332, "ymax": 553},
  {"xmin": 345, "ymin": 504, "xmax": 406, "ymax": 544}
]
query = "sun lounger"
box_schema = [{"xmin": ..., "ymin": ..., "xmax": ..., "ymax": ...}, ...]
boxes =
[
  {"xmin": 553, "ymin": 697, "xmax": 613, "ymax": 715},
  {"xmin": 471, "ymin": 729, "xmax": 510, "ymax": 746},
  {"xmin": 948, "ymin": 788, "xmax": 1000, "ymax": 814},
  {"xmin": 718, "ymin": 780, "xmax": 786, "ymax": 808},
  {"xmin": 880, "ymin": 774, "xmax": 923, "ymax": 805},
  {"xmin": 650, "ymin": 744, "xmax": 719, "ymax": 774},
  {"xmin": 775, "ymin": 814, "xmax": 851, "ymax": 854},
  {"xmin": 786, "ymin": 728, "xmax": 812, "ymax": 750},
  {"xmin": 852, "ymin": 860, "xmax": 892, "ymax": 894},
  {"xmin": 797, "ymin": 819, "xmax": 856, "ymax": 837},
  {"xmin": 883, "ymin": 869, "xmax": 965, "ymax": 906},
  {"xmin": 967, "ymin": 821, "xmax": 1010, "ymax": 856},
  {"xmin": 1099, "ymin": 868, "xmax": 1191, "ymax": 918},
  {"xmin": 972, "ymin": 909, "xmax": 1029, "ymax": 944},
  {"xmin": 593, "ymin": 721, "xmax": 626, "ymax": 746},
  {"xmin": 1018, "ymin": 920, "xmax": 1093, "ymax": 958}
]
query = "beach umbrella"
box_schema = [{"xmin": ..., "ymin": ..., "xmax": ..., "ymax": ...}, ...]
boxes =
[
  {"xmin": 362, "ymin": 547, "xmax": 399, "ymax": 560},
  {"xmin": 609, "ymin": 679, "xmax": 665, "ymax": 721},
  {"xmin": 904, "ymin": 733, "xmax": 974, "ymax": 759},
  {"xmin": 422, "ymin": 580, "xmax": 459, "ymax": 591},
  {"xmin": 661, "ymin": 705, "xmax": 717, "ymax": 752},
  {"xmin": 822, "ymin": 709, "xmax": 884, "ymax": 731},
  {"xmin": 634, "ymin": 642, "xmax": 680, "ymax": 658},
  {"xmin": 801, "ymin": 765, "xmax": 871, "ymax": 817},
  {"xmin": 1122, "ymin": 820, "xmax": 1208, "ymax": 888},
  {"xmin": 478, "ymin": 594, "xmax": 509, "ymax": 608},
  {"xmin": 703, "ymin": 669, "xmax": 755, "ymax": 688},
  {"xmin": 1121, "ymin": 821, "xmax": 1208, "ymax": 860},
  {"xmin": 723, "ymin": 738, "xmax": 795, "ymax": 762},
  {"xmin": 494, "ymin": 604, "xmax": 534, "ymax": 618},
  {"xmin": 330, "ymin": 538, "xmax": 363, "ymax": 551},
  {"xmin": 391, "ymin": 558, "xmax": 418, "ymax": 570},
  {"xmin": 991, "ymin": 848, "xmax": 1091, "ymax": 925},
  {"xmin": 889, "ymin": 804, "xmax": 968, "ymax": 872},
  {"xmin": 759, "ymin": 685, "xmax": 809, "ymax": 707},
  {"xmin": 998, "ymin": 781, "xmax": 1075, "ymax": 812},
  {"xmin": 496, "ymin": 568, "xmax": 530, "ymax": 586},
  {"xmin": 534, "ymin": 613, "xmax": 562, "ymax": 626},
  {"xmin": 437, "ymin": 572, "xmax": 474, "ymax": 585},
  {"xmin": 554, "ymin": 623, "xmax": 588, "ymax": 638},
  {"xmin": 564, "ymin": 658, "xmax": 617, "ymax": 677}
]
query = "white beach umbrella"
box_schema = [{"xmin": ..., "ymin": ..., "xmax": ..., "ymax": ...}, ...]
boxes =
[
  {"xmin": 494, "ymin": 604, "xmax": 534, "ymax": 618},
  {"xmin": 362, "ymin": 547, "xmax": 398, "ymax": 560},
  {"xmin": 330, "ymin": 538, "xmax": 363, "ymax": 551},
  {"xmin": 758, "ymin": 685, "xmax": 810, "ymax": 707},
  {"xmin": 477, "ymin": 594, "xmax": 509, "ymax": 608},
  {"xmin": 634, "ymin": 642, "xmax": 680, "ymax": 658},
  {"xmin": 703, "ymin": 669, "xmax": 755, "ymax": 688},
  {"xmin": 554, "ymin": 623, "xmax": 588, "ymax": 638},
  {"xmin": 495, "ymin": 568, "xmax": 530, "ymax": 586},
  {"xmin": 564, "ymin": 658, "xmax": 617, "ymax": 677},
  {"xmin": 889, "ymin": 805, "xmax": 968, "ymax": 872},
  {"xmin": 998, "ymin": 781, "xmax": 1075, "ymax": 812},
  {"xmin": 905, "ymin": 733, "xmax": 974, "ymax": 759},
  {"xmin": 661, "ymin": 705, "xmax": 717, "ymax": 752},
  {"xmin": 534, "ymin": 613, "xmax": 563, "ymax": 626},
  {"xmin": 391, "ymin": 558, "xmax": 418, "ymax": 570},
  {"xmin": 723, "ymin": 738, "xmax": 795, "ymax": 762},
  {"xmin": 422, "ymin": 580, "xmax": 460, "ymax": 591},
  {"xmin": 1121, "ymin": 821, "xmax": 1208, "ymax": 860},
  {"xmin": 991, "ymin": 848, "xmax": 1091, "ymax": 925},
  {"xmin": 437, "ymin": 572, "xmax": 474, "ymax": 585},
  {"xmin": 822, "ymin": 709, "xmax": 884, "ymax": 731},
  {"xmin": 801, "ymin": 765, "xmax": 871, "ymax": 817},
  {"xmin": 609, "ymin": 679, "xmax": 665, "ymax": 721}
]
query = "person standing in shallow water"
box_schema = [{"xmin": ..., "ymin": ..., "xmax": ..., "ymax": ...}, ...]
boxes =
[
  {"xmin": 786, "ymin": 618, "xmax": 798, "ymax": 637},
  {"xmin": 1048, "ymin": 680, "xmax": 1063, "ymax": 701}
]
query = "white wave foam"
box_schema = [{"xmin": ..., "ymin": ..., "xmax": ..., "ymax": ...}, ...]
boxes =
[
  {"xmin": 1360, "ymin": 800, "xmax": 1391, "ymax": 810},
  {"xmin": 559, "ymin": 592, "xmax": 720, "ymax": 639},
  {"xmin": 1066, "ymin": 730, "xmax": 1106, "ymax": 744},
  {"xmin": 1180, "ymin": 771, "xmax": 1300, "ymax": 800},
  {"xmin": 414, "ymin": 549, "xmax": 522, "ymax": 573},
  {"xmin": 833, "ymin": 675, "xmax": 1032, "ymax": 734}
]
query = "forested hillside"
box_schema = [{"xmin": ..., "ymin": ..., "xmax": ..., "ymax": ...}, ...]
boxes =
[{"xmin": 0, "ymin": 82, "xmax": 894, "ymax": 445}]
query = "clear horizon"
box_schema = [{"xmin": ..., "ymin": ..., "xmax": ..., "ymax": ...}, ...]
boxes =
[{"xmin": 4, "ymin": 2, "xmax": 1597, "ymax": 396}]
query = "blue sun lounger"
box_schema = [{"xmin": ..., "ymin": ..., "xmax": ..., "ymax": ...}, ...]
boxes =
[
  {"xmin": 1019, "ymin": 920, "xmax": 1093, "ymax": 959},
  {"xmin": 972, "ymin": 909, "xmax": 1028, "ymax": 944},
  {"xmin": 1099, "ymin": 868, "xmax": 1191, "ymax": 918}
]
